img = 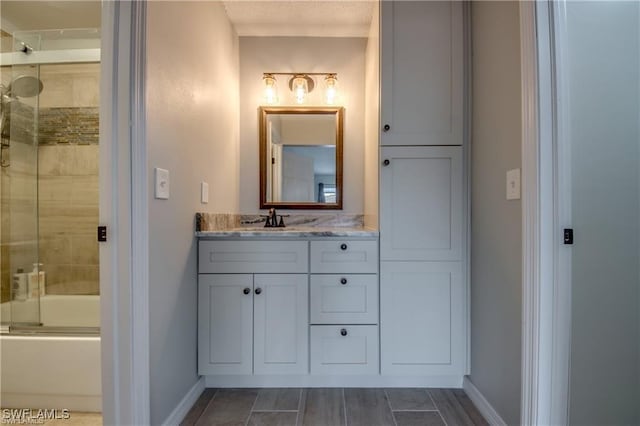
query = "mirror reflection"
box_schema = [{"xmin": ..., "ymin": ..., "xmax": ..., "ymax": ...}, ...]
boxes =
[{"xmin": 260, "ymin": 107, "xmax": 343, "ymax": 209}]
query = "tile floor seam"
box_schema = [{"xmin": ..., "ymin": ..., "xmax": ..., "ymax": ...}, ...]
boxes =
[
  {"xmin": 251, "ymin": 409, "xmax": 299, "ymax": 412},
  {"xmin": 244, "ymin": 389, "xmax": 260, "ymax": 426},
  {"xmin": 383, "ymin": 389, "xmax": 399, "ymax": 426},
  {"xmin": 391, "ymin": 409, "xmax": 441, "ymax": 412},
  {"xmin": 294, "ymin": 388, "xmax": 303, "ymax": 426},
  {"xmin": 342, "ymin": 388, "xmax": 348, "ymax": 426},
  {"xmin": 195, "ymin": 388, "xmax": 218, "ymax": 425}
]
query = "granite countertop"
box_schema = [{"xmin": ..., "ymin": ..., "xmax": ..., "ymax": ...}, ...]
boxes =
[
  {"xmin": 195, "ymin": 213, "xmax": 379, "ymax": 238},
  {"xmin": 196, "ymin": 226, "xmax": 379, "ymax": 238}
]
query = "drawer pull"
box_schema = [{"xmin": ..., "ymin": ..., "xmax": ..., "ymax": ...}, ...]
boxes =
[
  {"xmin": 340, "ymin": 277, "xmax": 348, "ymax": 285},
  {"xmin": 255, "ymin": 287, "xmax": 262, "ymax": 295},
  {"xmin": 243, "ymin": 288, "xmax": 251, "ymax": 295},
  {"xmin": 340, "ymin": 328, "xmax": 348, "ymax": 336},
  {"xmin": 340, "ymin": 243, "xmax": 348, "ymax": 251}
]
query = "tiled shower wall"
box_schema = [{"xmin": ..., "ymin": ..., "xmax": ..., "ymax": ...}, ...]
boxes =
[
  {"xmin": 0, "ymin": 63, "xmax": 99, "ymax": 302},
  {"xmin": 37, "ymin": 63, "xmax": 100, "ymax": 295}
]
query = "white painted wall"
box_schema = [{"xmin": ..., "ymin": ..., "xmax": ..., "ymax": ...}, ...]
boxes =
[
  {"xmin": 239, "ymin": 37, "xmax": 366, "ymax": 214},
  {"xmin": 561, "ymin": 2, "xmax": 640, "ymax": 424},
  {"xmin": 146, "ymin": 2, "xmax": 239, "ymax": 423},
  {"xmin": 364, "ymin": 2, "xmax": 379, "ymax": 228},
  {"xmin": 469, "ymin": 2, "xmax": 522, "ymax": 424}
]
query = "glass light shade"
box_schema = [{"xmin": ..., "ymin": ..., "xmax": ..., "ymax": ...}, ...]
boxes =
[
  {"xmin": 263, "ymin": 75, "xmax": 278, "ymax": 104},
  {"xmin": 292, "ymin": 76, "xmax": 308, "ymax": 104},
  {"xmin": 324, "ymin": 75, "xmax": 338, "ymax": 105}
]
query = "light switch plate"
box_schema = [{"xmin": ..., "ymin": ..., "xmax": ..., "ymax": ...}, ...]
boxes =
[
  {"xmin": 155, "ymin": 168, "xmax": 170, "ymax": 200},
  {"xmin": 506, "ymin": 168, "xmax": 521, "ymax": 200},
  {"xmin": 201, "ymin": 182, "xmax": 209, "ymax": 204}
]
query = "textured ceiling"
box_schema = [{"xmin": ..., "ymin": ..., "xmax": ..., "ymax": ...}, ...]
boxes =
[{"xmin": 222, "ymin": 1, "xmax": 375, "ymax": 37}]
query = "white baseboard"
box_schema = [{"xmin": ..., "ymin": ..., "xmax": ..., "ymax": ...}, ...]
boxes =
[
  {"xmin": 463, "ymin": 376, "xmax": 507, "ymax": 426},
  {"xmin": 162, "ymin": 377, "xmax": 205, "ymax": 426}
]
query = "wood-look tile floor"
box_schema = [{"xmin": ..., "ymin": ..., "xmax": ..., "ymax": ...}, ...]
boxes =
[{"xmin": 181, "ymin": 388, "xmax": 488, "ymax": 426}]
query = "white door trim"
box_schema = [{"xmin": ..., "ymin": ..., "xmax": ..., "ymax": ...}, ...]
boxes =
[
  {"xmin": 100, "ymin": 1, "xmax": 149, "ymax": 424},
  {"xmin": 520, "ymin": 1, "xmax": 570, "ymax": 425}
]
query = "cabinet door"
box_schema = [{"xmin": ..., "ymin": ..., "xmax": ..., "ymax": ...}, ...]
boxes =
[
  {"xmin": 380, "ymin": 1, "xmax": 463, "ymax": 146},
  {"xmin": 253, "ymin": 274, "xmax": 308, "ymax": 375},
  {"xmin": 198, "ymin": 274, "xmax": 253, "ymax": 375},
  {"xmin": 380, "ymin": 262, "xmax": 465, "ymax": 376},
  {"xmin": 380, "ymin": 146, "xmax": 463, "ymax": 261}
]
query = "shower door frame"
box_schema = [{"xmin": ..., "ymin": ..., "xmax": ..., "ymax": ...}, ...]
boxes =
[{"xmin": 100, "ymin": 1, "xmax": 150, "ymax": 425}]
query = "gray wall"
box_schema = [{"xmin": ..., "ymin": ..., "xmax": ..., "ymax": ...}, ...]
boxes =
[
  {"xmin": 469, "ymin": 2, "xmax": 522, "ymax": 424},
  {"xmin": 563, "ymin": 2, "xmax": 640, "ymax": 424},
  {"xmin": 146, "ymin": 2, "xmax": 239, "ymax": 423}
]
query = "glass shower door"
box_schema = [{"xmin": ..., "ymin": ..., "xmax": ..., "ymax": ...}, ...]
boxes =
[
  {"xmin": 557, "ymin": 1, "xmax": 640, "ymax": 424},
  {"xmin": 1, "ymin": 32, "xmax": 43, "ymax": 326}
]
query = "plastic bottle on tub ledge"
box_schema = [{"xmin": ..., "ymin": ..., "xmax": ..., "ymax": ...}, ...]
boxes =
[
  {"xmin": 28, "ymin": 263, "xmax": 45, "ymax": 298},
  {"xmin": 12, "ymin": 268, "xmax": 28, "ymax": 301}
]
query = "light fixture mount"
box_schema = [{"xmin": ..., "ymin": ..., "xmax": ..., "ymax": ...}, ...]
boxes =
[{"xmin": 288, "ymin": 74, "xmax": 315, "ymax": 93}]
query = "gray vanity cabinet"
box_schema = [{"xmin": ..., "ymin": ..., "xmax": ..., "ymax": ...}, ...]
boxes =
[{"xmin": 198, "ymin": 240, "xmax": 309, "ymax": 376}]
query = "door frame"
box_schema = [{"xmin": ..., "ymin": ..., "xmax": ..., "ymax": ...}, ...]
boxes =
[
  {"xmin": 100, "ymin": 1, "xmax": 150, "ymax": 424},
  {"xmin": 520, "ymin": 1, "xmax": 571, "ymax": 425}
]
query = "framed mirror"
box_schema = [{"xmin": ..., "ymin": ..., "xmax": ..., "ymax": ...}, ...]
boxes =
[{"xmin": 260, "ymin": 106, "xmax": 344, "ymax": 209}]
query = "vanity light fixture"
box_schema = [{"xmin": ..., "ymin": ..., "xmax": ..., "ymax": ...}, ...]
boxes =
[{"xmin": 262, "ymin": 72, "xmax": 338, "ymax": 105}]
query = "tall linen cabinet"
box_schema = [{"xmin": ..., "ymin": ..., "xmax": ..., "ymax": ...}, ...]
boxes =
[{"xmin": 379, "ymin": 1, "xmax": 468, "ymax": 379}]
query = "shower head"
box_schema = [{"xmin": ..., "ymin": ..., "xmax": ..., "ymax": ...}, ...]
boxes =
[{"xmin": 7, "ymin": 75, "xmax": 43, "ymax": 98}]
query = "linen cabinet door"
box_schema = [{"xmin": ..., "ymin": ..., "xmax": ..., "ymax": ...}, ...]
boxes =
[
  {"xmin": 380, "ymin": 262, "xmax": 465, "ymax": 376},
  {"xmin": 253, "ymin": 274, "xmax": 308, "ymax": 375},
  {"xmin": 198, "ymin": 274, "xmax": 253, "ymax": 375},
  {"xmin": 380, "ymin": 0, "xmax": 463, "ymax": 146},
  {"xmin": 380, "ymin": 146, "xmax": 463, "ymax": 261}
]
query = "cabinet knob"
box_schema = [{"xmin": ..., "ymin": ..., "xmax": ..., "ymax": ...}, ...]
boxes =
[
  {"xmin": 383, "ymin": 159, "xmax": 390, "ymax": 166},
  {"xmin": 243, "ymin": 287, "xmax": 251, "ymax": 295},
  {"xmin": 255, "ymin": 288, "xmax": 262, "ymax": 295},
  {"xmin": 340, "ymin": 277, "xmax": 347, "ymax": 285},
  {"xmin": 383, "ymin": 124, "xmax": 391, "ymax": 132},
  {"xmin": 340, "ymin": 243, "xmax": 348, "ymax": 251},
  {"xmin": 340, "ymin": 328, "xmax": 348, "ymax": 336}
]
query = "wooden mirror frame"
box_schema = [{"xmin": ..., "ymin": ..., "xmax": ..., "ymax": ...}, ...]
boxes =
[{"xmin": 259, "ymin": 106, "xmax": 344, "ymax": 210}]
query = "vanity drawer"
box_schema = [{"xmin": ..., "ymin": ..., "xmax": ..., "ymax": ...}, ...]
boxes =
[
  {"xmin": 310, "ymin": 325, "xmax": 379, "ymax": 375},
  {"xmin": 199, "ymin": 240, "xmax": 308, "ymax": 273},
  {"xmin": 310, "ymin": 275, "xmax": 378, "ymax": 324},
  {"xmin": 310, "ymin": 240, "xmax": 378, "ymax": 274}
]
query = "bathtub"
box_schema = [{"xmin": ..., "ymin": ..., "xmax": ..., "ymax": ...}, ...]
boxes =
[{"xmin": 0, "ymin": 295, "xmax": 102, "ymax": 411}]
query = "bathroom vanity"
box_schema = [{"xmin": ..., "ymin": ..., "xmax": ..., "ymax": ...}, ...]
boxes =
[
  {"xmin": 196, "ymin": 216, "xmax": 464, "ymax": 388},
  {"xmin": 196, "ymin": 223, "xmax": 387, "ymax": 386}
]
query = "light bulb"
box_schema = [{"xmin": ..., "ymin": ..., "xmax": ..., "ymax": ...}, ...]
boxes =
[
  {"xmin": 292, "ymin": 76, "xmax": 308, "ymax": 104},
  {"xmin": 324, "ymin": 74, "xmax": 338, "ymax": 105},
  {"xmin": 263, "ymin": 74, "xmax": 278, "ymax": 104}
]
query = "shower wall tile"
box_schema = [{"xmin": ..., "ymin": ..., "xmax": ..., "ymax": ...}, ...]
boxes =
[
  {"xmin": 39, "ymin": 63, "xmax": 100, "ymax": 109},
  {"xmin": 71, "ymin": 235, "xmax": 99, "ymax": 265},
  {"xmin": 39, "ymin": 176, "xmax": 72, "ymax": 201},
  {"xmin": 39, "ymin": 235, "xmax": 72, "ymax": 266},
  {"xmin": 71, "ymin": 175, "xmax": 99, "ymax": 203}
]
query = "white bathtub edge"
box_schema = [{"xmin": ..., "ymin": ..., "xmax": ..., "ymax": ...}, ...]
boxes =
[
  {"xmin": 0, "ymin": 394, "xmax": 101, "ymax": 413},
  {"xmin": 161, "ymin": 377, "xmax": 205, "ymax": 426}
]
